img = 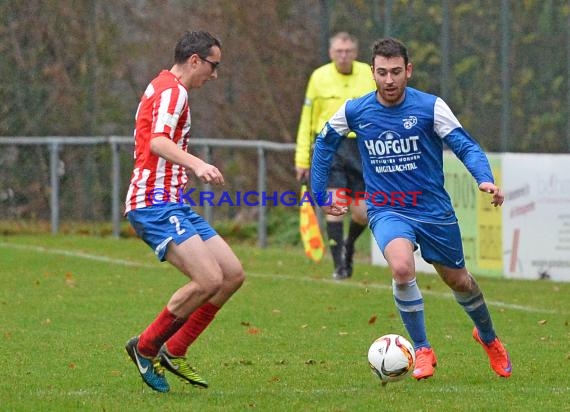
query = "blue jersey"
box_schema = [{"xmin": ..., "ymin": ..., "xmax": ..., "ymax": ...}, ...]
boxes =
[{"xmin": 311, "ymin": 87, "xmax": 494, "ymax": 223}]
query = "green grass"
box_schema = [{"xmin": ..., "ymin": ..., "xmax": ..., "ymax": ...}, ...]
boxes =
[{"xmin": 0, "ymin": 234, "xmax": 569, "ymax": 411}]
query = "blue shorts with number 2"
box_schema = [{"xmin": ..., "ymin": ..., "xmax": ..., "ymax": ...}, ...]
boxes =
[{"xmin": 127, "ymin": 203, "xmax": 217, "ymax": 262}]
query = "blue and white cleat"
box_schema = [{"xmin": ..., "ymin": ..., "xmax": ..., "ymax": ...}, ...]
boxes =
[{"xmin": 125, "ymin": 336, "xmax": 170, "ymax": 392}]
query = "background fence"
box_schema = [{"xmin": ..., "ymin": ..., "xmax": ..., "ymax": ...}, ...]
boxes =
[
  {"xmin": 3, "ymin": 1, "xmax": 570, "ymax": 153},
  {"xmin": 0, "ymin": 137, "xmax": 295, "ymax": 247}
]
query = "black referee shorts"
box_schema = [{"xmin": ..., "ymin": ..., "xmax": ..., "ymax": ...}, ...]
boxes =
[{"xmin": 327, "ymin": 138, "xmax": 365, "ymax": 194}]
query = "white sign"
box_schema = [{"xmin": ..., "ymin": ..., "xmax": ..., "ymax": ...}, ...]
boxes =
[
  {"xmin": 502, "ymin": 154, "xmax": 570, "ymax": 281},
  {"xmin": 371, "ymin": 153, "xmax": 570, "ymax": 282}
]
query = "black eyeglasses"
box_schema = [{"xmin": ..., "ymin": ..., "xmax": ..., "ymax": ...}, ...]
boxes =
[{"xmin": 199, "ymin": 56, "xmax": 220, "ymax": 71}]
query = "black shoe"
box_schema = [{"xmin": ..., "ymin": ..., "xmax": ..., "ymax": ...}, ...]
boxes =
[
  {"xmin": 343, "ymin": 241, "xmax": 355, "ymax": 278},
  {"xmin": 332, "ymin": 267, "xmax": 349, "ymax": 281}
]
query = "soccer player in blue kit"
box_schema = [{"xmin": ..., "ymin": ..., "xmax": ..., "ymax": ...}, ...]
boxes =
[{"xmin": 310, "ymin": 38, "xmax": 511, "ymax": 380}]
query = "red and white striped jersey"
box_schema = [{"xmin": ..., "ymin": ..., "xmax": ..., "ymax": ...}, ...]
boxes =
[{"xmin": 125, "ymin": 70, "xmax": 191, "ymax": 213}]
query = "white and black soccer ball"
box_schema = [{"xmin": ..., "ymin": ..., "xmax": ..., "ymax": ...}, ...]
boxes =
[{"xmin": 368, "ymin": 334, "xmax": 415, "ymax": 384}]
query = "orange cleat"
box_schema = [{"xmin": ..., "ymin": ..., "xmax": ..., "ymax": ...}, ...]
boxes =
[
  {"xmin": 472, "ymin": 327, "xmax": 512, "ymax": 378},
  {"xmin": 412, "ymin": 347, "xmax": 437, "ymax": 380}
]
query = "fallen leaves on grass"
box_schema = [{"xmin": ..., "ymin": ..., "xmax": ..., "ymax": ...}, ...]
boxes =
[{"xmin": 65, "ymin": 272, "xmax": 76, "ymax": 287}]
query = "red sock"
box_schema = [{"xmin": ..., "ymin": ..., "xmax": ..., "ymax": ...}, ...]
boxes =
[
  {"xmin": 138, "ymin": 307, "xmax": 186, "ymax": 357},
  {"xmin": 165, "ymin": 302, "xmax": 220, "ymax": 356}
]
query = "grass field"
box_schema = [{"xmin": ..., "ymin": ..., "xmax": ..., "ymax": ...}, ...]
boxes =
[{"xmin": 1, "ymin": 234, "xmax": 569, "ymax": 411}]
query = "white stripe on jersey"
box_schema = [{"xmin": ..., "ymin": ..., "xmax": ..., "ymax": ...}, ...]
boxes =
[
  {"xmin": 170, "ymin": 138, "xmax": 187, "ymax": 192},
  {"xmin": 434, "ymin": 97, "xmax": 462, "ymax": 138},
  {"xmin": 154, "ymin": 85, "xmax": 188, "ymax": 138},
  {"xmin": 144, "ymin": 83, "xmax": 155, "ymax": 98},
  {"xmin": 327, "ymin": 101, "xmax": 350, "ymax": 136},
  {"xmin": 124, "ymin": 168, "xmax": 138, "ymax": 210},
  {"xmin": 154, "ymin": 88, "xmax": 173, "ymax": 134},
  {"xmin": 174, "ymin": 85, "xmax": 189, "ymax": 136},
  {"xmin": 125, "ymin": 168, "xmax": 152, "ymax": 212},
  {"xmin": 155, "ymin": 156, "xmax": 167, "ymax": 190},
  {"xmin": 170, "ymin": 163, "xmax": 183, "ymax": 199},
  {"xmin": 136, "ymin": 168, "xmax": 151, "ymax": 209}
]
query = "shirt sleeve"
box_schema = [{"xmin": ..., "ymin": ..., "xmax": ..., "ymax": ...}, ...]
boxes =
[
  {"xmin": 310, "ymin": 102, "xmax": 350, "ymax": 204},
  {"xmin": 152, "ymin": 86, "xmax": 185, "ymax": 140},
  {"xmin": 295, "ymin": 74, "xmax": 317, "ymax": 168},
  {"xmin": 435, "ymin": 98, "xmax": 494, "ymax": 185}
]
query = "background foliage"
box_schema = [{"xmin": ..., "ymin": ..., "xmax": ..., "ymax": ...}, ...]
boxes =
[
  {"xmin": 2, "ymin": 0, "xmax": 570, "ymax": 151},
  {"xmin": 1, "ymin": 0, "xmax": 570, "ymax": 222}
]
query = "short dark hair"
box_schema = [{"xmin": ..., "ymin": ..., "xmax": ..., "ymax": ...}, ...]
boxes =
[
  {"xmin": 174, "ymin": 31, "xmax": 222, "ymax": 64},
  {"xmin": 371, "ymin": 37, "xmax": 409, "ymax": 66}
]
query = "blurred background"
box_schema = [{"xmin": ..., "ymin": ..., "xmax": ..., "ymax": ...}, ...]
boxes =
[{"xmin": 1, "ymin": 0, "xmax": 569, "ymax": 240}]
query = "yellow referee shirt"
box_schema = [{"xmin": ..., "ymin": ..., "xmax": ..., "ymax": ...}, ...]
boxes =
[{"xmin": 295, "ymin": 61, "xmax": 375, "ymax": 169}]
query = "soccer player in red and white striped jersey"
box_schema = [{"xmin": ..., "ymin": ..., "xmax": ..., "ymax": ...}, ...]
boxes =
[
  {"xmin": 123, "ymin": 31, "xmax": 244, "ymax": 393},
  {"xmin": 124, "ymin": 69, "xmax": 191, "ymax": 212}
]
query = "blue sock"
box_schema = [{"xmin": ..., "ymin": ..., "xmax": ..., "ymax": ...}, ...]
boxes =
[
  {"xmin": 453, "ymin": 286, "xmax": 496, "ymax": 344},
  {"xmin": 392, "ymin": 278, "xmax": 429, "ymax": 350}
]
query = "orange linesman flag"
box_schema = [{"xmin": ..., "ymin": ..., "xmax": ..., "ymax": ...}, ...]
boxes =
[{"xmin": 299, "ymin": 184, "xmax": 325, "ymax": 262}]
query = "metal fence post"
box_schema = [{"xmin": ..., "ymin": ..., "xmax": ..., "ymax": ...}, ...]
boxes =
[
  {"xmin": 257, "ymin": 146, "xmax": 267, "ymax": 248},
  {"xmin": 500, "ymin": 0, "xmax": 511, "ymax": 151},
  {"xmin": 49, "ymin": 141, "xmax": 60, "ymax": 234},
  {"xmin": 202, "ymin": 145, "xmax": 212, "ymax": 223},
  {"xmin": 111, "ymin": 139, "xmax": 121, "ymax": 238}
]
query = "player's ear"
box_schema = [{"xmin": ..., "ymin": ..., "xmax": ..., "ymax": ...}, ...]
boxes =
[
  {"xmin": 187, "ymin": 53, "xmax": 200, "ymax": 68},
  {"xmin": 406, "ymin": 63, "xmax": 413, "ymax": 79}
]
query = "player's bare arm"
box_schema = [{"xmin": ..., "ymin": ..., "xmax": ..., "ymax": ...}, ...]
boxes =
[
  {"xmin": 478, "ymin": 182, "xmax": 504, "ymax": 207},
  {"xmin": 150, "ymin": 135, "xmax": 224, "ymax": 185}
]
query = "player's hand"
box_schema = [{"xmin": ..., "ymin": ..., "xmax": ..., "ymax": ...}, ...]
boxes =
[
  {"xmin": 296, "ymin": 167, "xmax": 309, "ymax": 182},
  {"xmin": 322, "ymin": 202, "xmax": 348, "ymax": 216},
  {"xmin": 479, "ymin": 182, "xmax": 503, "ymax": 207},
  {"xmin": 194, "ymin": 162, "xmax": 225, "ymax": 185}
]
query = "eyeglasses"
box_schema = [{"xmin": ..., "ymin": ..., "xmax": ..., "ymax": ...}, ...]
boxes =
[
  {"xmin": 199, "ymin": 56, "xmax": 220, "ymax": 71},
  {"xmin": 332, "ymin": 48, "xmax": 356, "ymax": 55}
]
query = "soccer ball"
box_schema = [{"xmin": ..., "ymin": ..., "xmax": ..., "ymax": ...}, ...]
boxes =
[{"xmin": 368, "ymin": 334, "xmax": 415, "ymax": 384}]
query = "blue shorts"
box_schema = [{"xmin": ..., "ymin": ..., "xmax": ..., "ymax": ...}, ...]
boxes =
[
  {"xmin": 369, "ymin": 212, "xmax": 465, "ymax": 269},
  {"xmin": 127, "ymin": 203, "xmax": 217, "ymax": 262}
]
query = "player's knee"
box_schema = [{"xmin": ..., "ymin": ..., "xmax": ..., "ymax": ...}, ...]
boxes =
[
  {"xmin": 225, "ymin": 266, "xmax": 245, "ymax": 292},
  {"xmin": 199, "ymin": 272, "xmax": 224, "ymax": 298},
  {"xmin": 350, "ymin": 202, "xmax": 368, "ymax": 225},
  {"xmin": 234, "ymin": 267, "xmax": 246, "ymax": 288},
  {"xmin": 390, "ymin": 262, "xmax": 414, "ymax": 281},
  {"xmin": 450, "ymin": 272, "xmax": 478, "ymax": 293}
]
